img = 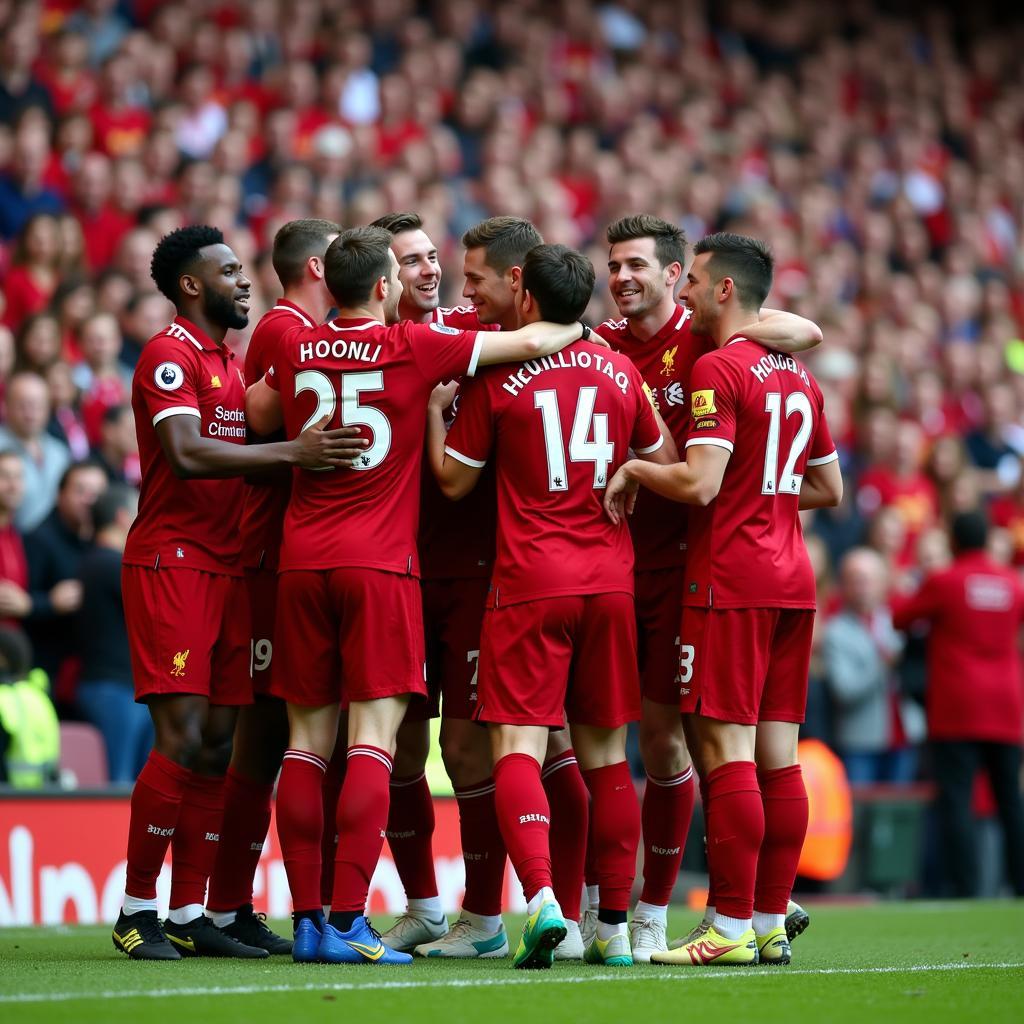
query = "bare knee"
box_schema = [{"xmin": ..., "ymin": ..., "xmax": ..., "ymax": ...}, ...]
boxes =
[
  {"xmin": 639, "ymin": 717, "xmax": 688, "ymax": 778},
  {"xmin": 441, "ymin": 722, "xmax": 492, "ymax": 786}
]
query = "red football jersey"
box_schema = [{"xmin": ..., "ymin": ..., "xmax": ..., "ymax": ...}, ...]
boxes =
[
  {"xmin": 124, "ymin": 317, "xmax": 247, "ymax": 576},
  {"xmin": 683, "ymin": 338, "xmax": 837, "ymax": 609},
  {"xmin": 445, "ymin": 340, "xmax": 663, "ymax": 607},
  {"xmin": 601, "ymin": 306, "xmax": 715, "ymax": 571},
  {"xmin": 239, "ymin": 299, "xmax": 315, "ymax": 570},
  {"xmin": 418, "ymin": 305, "xmax": 500, "ymax": 581},
  {"xmin": 268, "ymin": 316, "xmax": 481, "ymax": 574},
  {"xmin": 891, "ymin": 552, "xmax": 1024, "ymax": 743}
]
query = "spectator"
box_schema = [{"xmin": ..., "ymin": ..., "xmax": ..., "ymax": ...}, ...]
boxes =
[
  {"xmin": 0, "ymin": 449, "xmax": 30, "ymax": 630},
  {"xmin": 0, "ymin": 17, "xmax": 53, "ymax": 125},
  {"xmin": 964, "ymin": 384, "xmax": 1024, "ymax": 494},
  {"xmin": 118, "ymin": 290, "xmax": 174, "ymax": 370},
  {"xmin": 892, "ymin": 512, "xmax": 1024, "ymax": 898},
  {"xmin": 92, "ymin": 404, "xmax": 140, "ymax": 486},
  {"xmin": 822, "ymin": 548, "xmax": 922, "ymax": 784},
  {"xmin": 0, "ymin": 371, "xmax": 71, "ymax": 531},
  {"xmin": 2, "ymin": 213, "xmax": 62, "ymax": 331},
  {"xmin": 44, "ymin": 360, "xmax": 91, "ymax": 461},
  {"xmin": 0, "ymin": 121, "xmax": 64, "ymax": 239},
  {"xmin": 13, "ymin": 312, "xmax": 62, "ymax": 375},
  {"xmin": 74, "ymin": 484, "xmax": 150, "ymax": 783},
  {"xmin": 23, "ymin": 460, "xmax": 107, "ymax": 702},
  {"xmin": 71, "ymin": 311, "xmax": 131, "ymax": 447}
]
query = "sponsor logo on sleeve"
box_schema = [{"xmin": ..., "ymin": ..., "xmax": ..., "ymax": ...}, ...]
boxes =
[
  {"xmin": 430, "ymin": 323, "xmax": 460, "ymax": 335},
  {"xmin": 155, "ymin": 361, "xmax": 185, "ymax": 391},
  {"xmin": 691, "ymin": 389, "xmax": 716, "ymax": 417}
]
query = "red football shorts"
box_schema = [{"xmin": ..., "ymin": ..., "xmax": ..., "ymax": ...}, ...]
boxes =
[
  {"xmin": 418, "ymin": 577, "xmax": 490, "ymax": 722},
  {"xmin": 271, "ymin": 567, "xmax": 427, "ymax": 708},
  {"xmin": 635, "ymin": 567, "xmax": 686, "ymax": 706},
  {"xmin": 475, "ymin": 593, "xmax": 641, "ymax": 729},
  {"xmin": 123, "ymin": 565, "xmax": 252, "ymax": 706},
  {"xmin": 678, "ymin": 607, "xmax": 814, "ymax": 726},
  {"xmin": 245, "ymin": 566, "xmax": 279, "ymax": 697}
]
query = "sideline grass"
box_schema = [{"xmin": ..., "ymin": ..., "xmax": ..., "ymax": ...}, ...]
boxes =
[{"xmin": 1, "ymin": 902, "xmax": 1022, "ymax": 1023}]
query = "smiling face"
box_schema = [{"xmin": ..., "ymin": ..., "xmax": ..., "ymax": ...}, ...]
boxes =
[
  {"xmin": 391, "ymin": 228, "xmax": 441, "ymax": 318},
  {"xmin": 607, "ymin": 236, "xmax": 679, "ymax": 320},
  {"xmin": 462, "ymin": 246, "xmax": 516, "ymax": 325},
  {"xmin": 194, "ymin": 242, "xmax": 251, "ymax": 330},
  {"xmin": 678, "ymin": 251, "xmax": 718, "ymax": 336}
]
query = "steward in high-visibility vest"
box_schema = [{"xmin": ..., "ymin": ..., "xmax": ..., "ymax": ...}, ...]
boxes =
[{"xmin": 0, "ymin": 667, "xmax": 59, "ymax": 788}]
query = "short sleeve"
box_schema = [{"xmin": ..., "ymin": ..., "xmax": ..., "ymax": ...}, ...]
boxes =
[
  {"xmin": 630, "ymin": 368, "xmax": 664, "ymax": 455},
  {"xmin": 444, "ymin": 377, "xmax": 495, "ymax": 468},
  {"xmin": 807, "ymin": 405, "xmax": 838, "ymax": 467},
  {"xmin": 410, "ymin": 322, "xmax": 483, "ymax": 384},
  {"xmin": 684, "ymin": 354, "xmax": 736, "ymax": 454},
  {"xmin": 134, "ymin": 337, "xmax": 200, "ymax": 427}
]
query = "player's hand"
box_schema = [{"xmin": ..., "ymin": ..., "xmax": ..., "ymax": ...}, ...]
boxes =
[
  {"xmin": 293, "ymin": 414, "xmax": 368, "ymax": 469},
  {"xmin": 0, "ymin": 580, "xmax": 31, "ymax": 617},
  {"xmin": 49, "ymin": 579, "xmax": 83, "ymax": 614},
  {"xmin": 589, "ymin": 330, "xmax": 612, "ymax": 350},
  {"xmin": 429, "ymin": 379, "xmax": 459, "ymax": 412},
  {"xmin": 604, "ymin": 464, "xmax": 639, "ymax": 525}
]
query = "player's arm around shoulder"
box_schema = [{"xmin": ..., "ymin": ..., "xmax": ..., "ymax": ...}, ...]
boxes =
[
  {"xmin": 740, "ymin": 308, "xmax": 823, "ymax": 354},
  {"xmin": 246, "ymin": 374, "xmax": 283, "ymax": 436},
  {"xmin": 476, "ymin": 320, "xmax": 585, "ymax": 366},
  {"xmin": 429, "ymin": 377, "xmax": 487, "ymax": 501}
]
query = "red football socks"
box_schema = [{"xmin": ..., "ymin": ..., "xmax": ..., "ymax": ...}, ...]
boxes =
[
  {"xmin": 703, "ymin": 761, "xmax": 764, "ymax": 921},
  {"xmin": 206, "ymin": 768, "xmax": 274, "ymax": 912},
  {"xmin": 699, "ymin": 774, "xmax": 717, "ymax": 908},
  {"xmin": 276, "ymin": 749, "xmax": 328, "ymax": 913},
  {"xmin": 319, "ymin": 744, "xmax": 346, "ymax": 906},
  {"xmin": 124, "ymin": 750, "xmax": 190, "ymax": 900},
  {"xmin": 582, "ymin": 761, "xmax": 640, "ymax": 912},
  {"xmin": 493, "ymin": 753, "xmax": 552, "ymax": 903},
  {"xmin": 454, "ymin": 777, "xmax": 507, "ymax": 917},
  {"xmin": 639, "ymin": 765, "xmax": 695, "ymax": 906},
  {"xmin": 754, "ymin": 764, "xmax": 809, "ymax": 914},
  {"xmin": 386, "ymin": 771, "xmax": 438, "ymax": 900},
  {"xmin": 330, "ymin": 745, "xmax": 394, "ymax": 913},
  {"xmin": 542, "ymin": 749, "xmax": 588, "ymax": 920},
  {"xmin": 169, "ymin": 771, "xmax": 225, "ymax": 910}
]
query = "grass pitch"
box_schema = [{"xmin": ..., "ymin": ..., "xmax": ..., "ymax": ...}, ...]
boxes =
[{"xmin": 1, "ymin": 902, "xmax": 1022, "ymax": 1024}]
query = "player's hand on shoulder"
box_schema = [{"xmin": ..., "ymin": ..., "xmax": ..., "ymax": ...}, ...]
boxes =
[
  {"xmin": 604, "ymin": 463, "xmax": 640, "ymax": 525},
  {"xmin": 292, "ymin": 414, "xmax": 368, "ymax": 470},
  {"xmin": 429, "ymin": 379, "xmax": 459, "ymax": 413},
  {"xmin": 588, "ymin": 329, "xmax": 612, "ymax": 349}
]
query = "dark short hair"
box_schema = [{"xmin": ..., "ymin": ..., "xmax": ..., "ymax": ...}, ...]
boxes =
[
  {"xmin": 371, "ymin": 211, "xmax": 423, "ymax": 235},
  {"xmin": 271, "ymin": 218, "xmax": 342, "ymax": 289},
  {"xmin": 461, "ymin": 217, "xmax": 542, "ymax": 273},
  {"xmin": 0, "ymin": 626, "xmax": 32, "ymax": 679},
  {"xmin": 952, "ymin": 510, "xmax": 988, "ymax": 552},
  {"xmin": 58, "ymin": 458, "xmax": 107, "ymax": 492},
  {"xmin": 521, "ymin": 244, "xmax": 595, "ymax": 324},
  {"xmin": 606, "ymin": 214, "xmax": 686, "ymax": 271},
  {"xmin": 324, "ymin": 227, "xmax": 393, "ymax": 308},
  {"xmin": 91, "ymin": 483, "xmax": 137, "ymax": 533},
  {"xmin": 150, "ymin": 224, "xmax": 225, "ymax": 301},
  {"xmin": 693, "ymin": 232, "xmax": 774, "ymax": 309},
  {"xmin": 102, "ymin": 403, "xmax": 131, "ymax": 426}
]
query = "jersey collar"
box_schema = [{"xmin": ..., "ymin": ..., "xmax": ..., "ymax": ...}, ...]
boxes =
[
  {"xmin": 327, "ymin": 316, "xmax": 384, "ymax": 332},
  {"xmin": 626, "ymin": 304, "xmax": 691, "ymax": 346},
  {"xmin": 170, "ymin": 316, "xmax": 217, "ymax": 352},
  {"xmin": 271, "ymin": 298, "xmax": 315, "ymax": 328}
]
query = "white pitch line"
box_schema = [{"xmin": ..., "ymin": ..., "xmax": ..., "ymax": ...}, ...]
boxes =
[{"xmin": 1, "ymin": 960, "xmax": 1022, "ymax": 1004}]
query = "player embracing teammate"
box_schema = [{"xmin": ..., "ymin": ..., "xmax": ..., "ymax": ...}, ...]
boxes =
[{"xmin": 605, "ymin": 232, "xmax": 841, "ymax": 966}]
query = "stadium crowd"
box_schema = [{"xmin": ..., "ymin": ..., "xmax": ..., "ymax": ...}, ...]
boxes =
[{"xmin": 1, "ymin": 0, "xmax": 1023, "ymax": 915}]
